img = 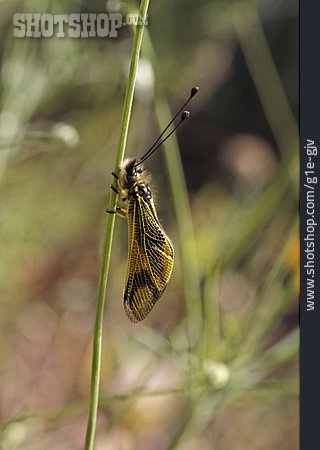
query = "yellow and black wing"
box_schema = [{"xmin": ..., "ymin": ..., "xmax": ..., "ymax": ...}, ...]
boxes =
[{"xmin": 124, "ymin": 195, "xmax": 174, "ymax": 322}]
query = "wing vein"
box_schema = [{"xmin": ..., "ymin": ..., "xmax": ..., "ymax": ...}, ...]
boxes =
[{"xmin": 123, "ymin": 195, "xmax": 174, "ymax": 322}]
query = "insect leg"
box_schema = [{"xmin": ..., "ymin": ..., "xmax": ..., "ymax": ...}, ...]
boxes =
[
  {"xmin": 110, "ymin": 184, "xmax": 119, "ymax": 194},
  {"xmin": 116, "ymin": 207, "xmax": 127, "ymax": 218},
  {"xmin": 110, "ymin": 169, "xmax": 127, "ymax": 196},
  {"xmin": 106, "ymin": 206, "xmax": 127, "ymax": 219}
]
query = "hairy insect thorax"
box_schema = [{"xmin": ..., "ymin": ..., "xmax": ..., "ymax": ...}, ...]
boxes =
[{"xmin": 120, "ymin": 158, "xmax": 152, "ymax": 203}]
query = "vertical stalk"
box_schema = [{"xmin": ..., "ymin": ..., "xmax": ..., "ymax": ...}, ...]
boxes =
[
  {"xmin": 142, "ymin": 32, "xmax": 202, "ymax": 348},
  {"xmin": 84, "ymin": 2, "xmax": 150, "ymax": 449},
  {"xmin": 232, "ymin": 2, "xmax": 299, "ymax": 161}
]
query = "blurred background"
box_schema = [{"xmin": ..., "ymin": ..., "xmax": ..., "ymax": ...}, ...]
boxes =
[{"xmin": 0, "ymin": 0, "xmax": 298, "ymax": 449}]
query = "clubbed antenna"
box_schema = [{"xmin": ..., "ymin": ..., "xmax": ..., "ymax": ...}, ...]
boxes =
[{"xmin": 134, "ymin": 86, "xmax": 199, "ymax": 167}]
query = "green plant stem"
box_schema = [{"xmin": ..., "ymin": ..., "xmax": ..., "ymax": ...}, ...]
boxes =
[
  {"xmin": 84, "ymin": 2, "xmax": 150, "ymax": 449},
  {"xmin": 141, "ymin": 32, "xmax": 202, "ymax": 349},
  {"xmin": 232, "ymin": 1, "xmax": 298, "ymax": 160},
  {"xmin": 169, "ymin": 327, "xmax": 298, "ymax": 449},
  {"xmin": 237, "ymin": 221, "xmax": 298, "ymax": 357},
  {"xmin": 202, "ymin": 262, "xmax": 221, "ymax": 358},
  {"xmin": 0, "ymin": 388, "xmax": 184, "ymax": 432},
  {"xmin": 222, "ymin": 151, "xmax": 297, "ymax": 271}
]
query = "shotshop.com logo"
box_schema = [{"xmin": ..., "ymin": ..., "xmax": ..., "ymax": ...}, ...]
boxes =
[{"xmin": 13, "ymin": 13, "xmax": 148, "ymax": 38}]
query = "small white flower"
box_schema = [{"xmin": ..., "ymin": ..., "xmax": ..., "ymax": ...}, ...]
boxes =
[
  {"xmin": 51, "ymin": 123, "xmax": 79, "ymax": 147},
  {"xmin": 203, "ymin": 360, "xmax": 230, "ymax": 388}
]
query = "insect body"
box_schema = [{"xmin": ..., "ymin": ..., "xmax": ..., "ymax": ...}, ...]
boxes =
[
  {"xmin": 116, "ymin": 158, "xmax": 174, "ymax": 322},
  {"xmin": 109, "ymin": 86, "xmax": 199, "ymax": 322}
]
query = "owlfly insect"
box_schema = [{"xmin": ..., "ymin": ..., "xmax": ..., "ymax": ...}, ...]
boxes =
[{"xmin": 108, "ymin": 86, "xmax": 199, "ymax": 322}]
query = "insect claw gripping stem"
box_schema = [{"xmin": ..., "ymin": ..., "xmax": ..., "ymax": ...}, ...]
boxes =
[
  {"xmin": 106, "ymin": 206, "xmax": 121, "ymax": 214},
  {"xmin": 106, "ymin": 206, "xmax": 127, "ymax": 218},
  {"xmin": 111, "ymin": 171, "xmax": 119, "ymax": 179}
]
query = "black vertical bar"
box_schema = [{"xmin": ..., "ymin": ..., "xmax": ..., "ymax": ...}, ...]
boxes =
[{"xmin": 300, "ymin": 2, "xmax": 320, "ymax": 449}]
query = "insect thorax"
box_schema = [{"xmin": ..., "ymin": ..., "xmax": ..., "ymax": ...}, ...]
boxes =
[{"xmin": 120, "ymin": 158, "xmax": 152, "ymax": 202}]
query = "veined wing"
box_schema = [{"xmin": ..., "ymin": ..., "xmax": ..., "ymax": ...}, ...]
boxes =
[{"xmin": 124, "ymin": 195, "xmax": 174, "ymax": 322}]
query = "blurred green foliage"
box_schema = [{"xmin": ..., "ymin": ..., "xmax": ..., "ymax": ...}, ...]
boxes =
[{"xmin": 0, "ymin": 0, "xmax": 298, "ymax": 449}]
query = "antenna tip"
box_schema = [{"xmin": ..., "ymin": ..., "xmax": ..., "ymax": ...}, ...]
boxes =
[
  {"xmin": 190, "ymin": 86, "xmax": 199, "ymax": 98},
  {"xmin": 181, "ymin": 110, "xmax": 191, "ymax": 121}
]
